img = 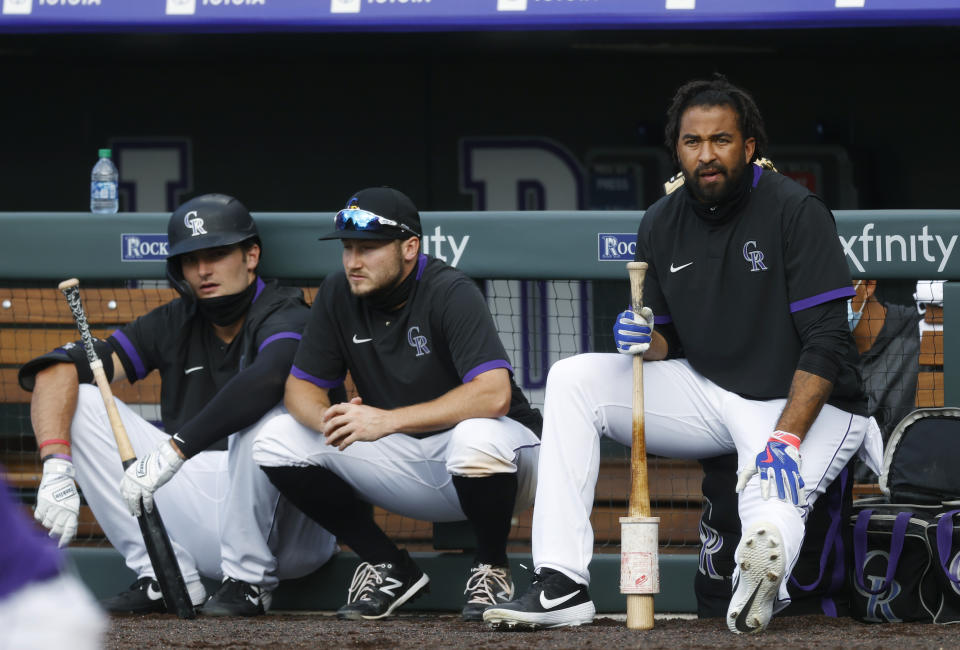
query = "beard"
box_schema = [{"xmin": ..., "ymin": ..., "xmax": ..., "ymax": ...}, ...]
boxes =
[{"xmin": 682, "ymin": 159, "xmax": 748, "ymax": 205}]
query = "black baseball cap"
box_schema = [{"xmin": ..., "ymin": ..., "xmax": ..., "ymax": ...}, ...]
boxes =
[{"xmin": 318, "ymin": 187, "xmax": 422, "ymax": 241}]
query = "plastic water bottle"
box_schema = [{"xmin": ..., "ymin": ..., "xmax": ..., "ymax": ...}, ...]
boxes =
[{"xmin": 90, "ymin": 148, "xmax": 119, "ymax": 214}]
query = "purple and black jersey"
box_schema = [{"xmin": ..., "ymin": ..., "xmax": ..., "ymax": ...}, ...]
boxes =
[
  {"xmin": 293, "ymin": 255, "xmax": 542, "ymax": 436},
  {"xmin": 19, "ymin": 277, "xmax": 310, "ymax": 456},
  {"xmin": 636, "ymin": 168, "xmax": 866, "ymax": 414},
  {"xmin": 104, "ymin": 277, "xmax": 308, "ymax": 436},
  {"xmin": 0, "ymin": 474, "xmax": 60, "ymax": 600}
]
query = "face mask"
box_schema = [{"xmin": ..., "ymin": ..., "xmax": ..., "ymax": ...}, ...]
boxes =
[
  {"xmin": 847, "ymin": 281, "xmax": 865, "ymax": 332},
  {"xmin": 197, "ymin": 280, "xmax": 257, "ymax": 326}
]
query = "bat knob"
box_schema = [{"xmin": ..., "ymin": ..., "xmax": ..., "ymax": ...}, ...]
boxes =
[{"xmin": 58, "ymin": 278, "xmax": 80, "ymax": 291}]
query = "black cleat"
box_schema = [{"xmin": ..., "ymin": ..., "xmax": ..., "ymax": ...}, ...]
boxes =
[
  {"xmin": 201, "ymin": 578, "xmax": 272, "ymax": 617},
  {"xmin": 336, "ymin": 550, "xmax": 430, "ymax": 620},
  {"xmin": 461, "ymin": 563, "xmax": 514, "ymax": 622},
  {"xmin": 483, "ymin": 567, "xmax": 595, "ymax": 630},
  {"xmin": 101, "ymin": 577, "xmax": 167, "ymax": 614}
]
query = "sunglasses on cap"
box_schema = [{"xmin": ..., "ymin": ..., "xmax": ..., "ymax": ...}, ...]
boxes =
[{"xmin": 334, "ymin": 208, "xmax": 419, "ymax": 237}]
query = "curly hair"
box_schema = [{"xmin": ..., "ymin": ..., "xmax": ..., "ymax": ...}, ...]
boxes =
[{"xmin": 663, "ymin": 74, "xmax": 767, "ymax": 167}]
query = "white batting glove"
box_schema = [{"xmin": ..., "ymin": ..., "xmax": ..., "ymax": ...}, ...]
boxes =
[
  {"xmin": 120, "ymin": 440, "xmax": 184, "ymax": 517},
  {"xmin": 613, "ymin": 307, "xmax": 655, "ymax": 355},
  {"xmin": 35, "ymin": 458, "xmax": 80, "ymax": 548}
]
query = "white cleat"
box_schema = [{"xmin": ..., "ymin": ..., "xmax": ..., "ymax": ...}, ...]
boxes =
[{"xmin": 727, "ymin": 522, "xmax": 784, "ymax": 635}]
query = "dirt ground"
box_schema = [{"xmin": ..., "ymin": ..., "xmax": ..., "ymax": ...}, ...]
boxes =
[{"xmin": 106, "ymin": 612, "xmax": 960, "ymax": 649}]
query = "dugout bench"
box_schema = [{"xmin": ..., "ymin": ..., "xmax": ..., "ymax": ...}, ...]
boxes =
[{"xmin": 1, "ymin": 209, "xmax": 957, "ymax": 613}]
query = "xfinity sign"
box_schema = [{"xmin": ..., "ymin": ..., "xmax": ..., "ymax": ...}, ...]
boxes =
[
  {"xmin": 598, "ymin": 233, "xmax": 636, "ymax": 261},
  {"xmin": 122, "ymin": 234, "xmax": 169, "ymax": 262}
]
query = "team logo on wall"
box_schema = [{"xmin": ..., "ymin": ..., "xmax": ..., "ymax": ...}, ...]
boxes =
[
  {"xmin": 2, "ymin": 0, "xmax": 32, "ymax": 14},
  {"xmin": 598, "ymin": 233, "xmax": 636, "ymax": 262},
  {"xmin": 166, "ymin": 0, "xmax": 195, "ymax": 14},
  {"xmin": 742, "ymin": 240, "xmax": 768, "ymax": 272},
  {"xmin": 121, "ymin": 234, "xmax": 169, "ymax": 262}
]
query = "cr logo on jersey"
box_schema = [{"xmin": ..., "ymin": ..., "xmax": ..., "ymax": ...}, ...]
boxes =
[
  {"xmin": 407, "ymin": 326, "xmax": 430, "ymax": 357},
  {"xmin": 742, "ymin": 240, "xmax": 767, "ymax": 272},
  {"xmin": 184, "ymin": 210, "xmax": 207, "ymax": 237}
]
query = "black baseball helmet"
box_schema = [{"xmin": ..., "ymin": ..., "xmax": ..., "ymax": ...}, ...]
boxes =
[
  {"xmin": 166, "ymin": 193, "xmax": 260, "ymax": 300},
  {"xmin": 167, "ymin": 193, "xmax": 259, "ymax": 258}
]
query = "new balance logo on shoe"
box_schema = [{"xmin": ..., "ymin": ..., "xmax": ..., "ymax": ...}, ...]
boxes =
[{"xmin": 379, "ymin": 577, "xmax": 403, "ymax": 597}]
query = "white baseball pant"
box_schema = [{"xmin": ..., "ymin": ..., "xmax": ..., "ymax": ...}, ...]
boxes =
[
  {"xmin": 531, "ymin": 354, "xmax": 883, "ymax": 606},
  {"xmin": 70, "ymin": 385, "xmax": 338, "ymax": 591},
  {"xmin": 252, "ymin": 414, "xmax": 540, "ymax": 522}
]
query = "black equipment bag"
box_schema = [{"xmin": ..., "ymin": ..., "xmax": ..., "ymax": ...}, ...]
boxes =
[
  {"xmin": 694, "ymin": 454, "xmax": 853, "ymax": 618},
  {"xmin": 880, "ymin": 408, "xmax": 960, "ymax": 504},
  {"xmin": 850, "ymin": 499, "xmax": 940, "ymax": 623},
  {"xmin": 927, "ymin": 508, "xmax": 960, "ymax": 624}
]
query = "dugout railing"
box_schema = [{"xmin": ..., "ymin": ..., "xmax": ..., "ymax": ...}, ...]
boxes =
[{"xmin": 0, "ymin": 210, "xmax": 956, "ymax": 613}]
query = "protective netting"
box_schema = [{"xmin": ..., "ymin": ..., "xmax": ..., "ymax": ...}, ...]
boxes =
[{"xmin": 0, "ymin": 278, "xmax": 940, "ymax": 555}]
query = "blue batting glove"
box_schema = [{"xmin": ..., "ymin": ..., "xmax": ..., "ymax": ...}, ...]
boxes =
[
  {"xmin": 736, "ymin": 431, "xmax": 805, "ymax": 506},
  {"xmin": 613, "ymin": 307, "xmax": 654, "ymax": 355}
]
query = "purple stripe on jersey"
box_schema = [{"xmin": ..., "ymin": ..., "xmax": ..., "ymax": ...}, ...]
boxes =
[
  {"xmin": 416, "ymin": 254, "xmax": 428, "ymax": 280},
  {"xmin": 464, "ymin": 359, "xmax": 513, "ymax": 383},
  {"xmin": 653, "ymin": 314, "xmax": 673, "ymax": 325},
  {"xmin": 258, "ymin": 332, "xmax": 301, "ymax": 353},
  {"xmin": 752, "ymin": 165, "xmax": 762, "ymax": 187},
  {"xmin": 789, "ymin": 286, "xmax": 856, "ymax": 313},
  {"xmin": 109, "ymin": 330, "xmax": 146, "ymax": 380},
  {"xmin": 252, "ymin": 276, "xmax": 266, "ymax": 303},
  {"xmin": 290, "ymin": 364, "xmax": 344, "ymax": 389}
]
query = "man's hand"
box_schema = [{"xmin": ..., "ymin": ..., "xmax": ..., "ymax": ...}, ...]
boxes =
[
  {"xmin": 613, "ymin": 307, "xmax": 654, "ymax": 355},
  {"xmin": 322, "ymin": 397, "xmax": 393, "ymax": 450},
  {"xmin": 120, "ymin": 439, "xmax": 185, "ymax": 516},
  {"xmin": 35, "ymin": 458, "xmax": 80, "ymax": 548},
  {"xmin": 736, "ymin": 431, "xmax": 806, "ymax": 506}
]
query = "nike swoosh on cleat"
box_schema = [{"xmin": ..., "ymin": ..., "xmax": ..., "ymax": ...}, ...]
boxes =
[
  {"xmin": 146, "ymin": 584, "xmax": 163, "ymax": 601},
  {"xmin": 734, "ymin": 582, "xmax": 763, "ymax": 633},
  {"xmin": 539, "ymin": 590, "xmax": 579, "ymax": 610},
  {"xmin": 352, "ymin": 334, "xmax": 373, "ymax": 344}
]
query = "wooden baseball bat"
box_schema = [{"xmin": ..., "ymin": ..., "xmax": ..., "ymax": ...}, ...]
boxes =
[
  {"xmin": 59, "ymin": 279, "xmax": 196, "ymax": 619},
  {"xmin": 626, "ymin": 261, "xmax": 654, "ymax": 630}
]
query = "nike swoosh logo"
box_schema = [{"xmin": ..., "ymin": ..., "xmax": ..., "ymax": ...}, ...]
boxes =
[
  {"xmin": 734, "ymin": 582, "xmax": 763, "ymax": 633},
  {"xmin": 763, "ymin": 448, "xmax": 773, "ymax": 464},
  {"xmin": 352, "ymin": 335, "xmax": 373, "ymax": 344},
  {"xmin": 185, "ymin": 366, "xmax": 204, "ymax": 375},
  {"xmin": 670, "ymin": 262, "xmax": 693, "ymax": 273},
  {"xmin": 539, "ymin": 589, "xmax": 579, "ymax": 610},
  {"xmin": 172, "ymin": 433, "xmax": 186, "ymax": 445},
  {"xmin": 147, "ymin": 583, "xmax": 163, "ymax": 601}
]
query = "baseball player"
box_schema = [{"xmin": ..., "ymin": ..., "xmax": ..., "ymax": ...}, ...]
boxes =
[
  {"xmin": 484, "ymin": 75, "xmax": 883, "ymax": 634},
  {"xmin": 252, "ymin": 187, "xmax": 542, "ymax": 621},
  {"xmin": 0, "ymin": 472, "xmax": 106, "ymax": 649},
  {"xmin": 20, "ymin": 194, "xmax": 337, "ymax": 616}
]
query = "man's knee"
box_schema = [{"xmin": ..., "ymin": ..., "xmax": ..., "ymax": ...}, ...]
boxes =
[
  {"xmin": 446, "ymin": 419, "xmax": 519, "ymax": 476},
  {"xmin": 251, "ymin": 412, "xmax": 297, "ymax": 465}
]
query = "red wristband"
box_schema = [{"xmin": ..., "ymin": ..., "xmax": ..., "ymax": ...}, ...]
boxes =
[
  {"xmin": 37, "ymin": 438, "xmax": 71, "ymax": 450},
  {"xmin": 771, "ymin": 430, "xmax": 801, "ymax": 448}
]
